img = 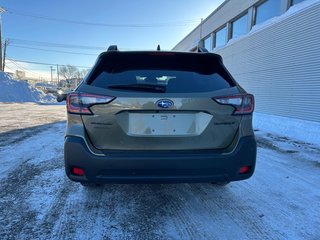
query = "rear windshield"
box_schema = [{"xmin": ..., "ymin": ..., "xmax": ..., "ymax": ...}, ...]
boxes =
[
  {"xmin": 91, "ymin": 70, "xmax": 232, "ymax": 93},
  {"xmin": 88, "ymin": 52, "xmax": 235, "ymax": 93}
]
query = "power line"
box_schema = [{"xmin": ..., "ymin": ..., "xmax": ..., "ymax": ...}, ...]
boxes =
[
  {"xmin": 7, "ymin": 59, "xmax": 42, "ymax": 78},
  {"xmin": 4, "ymin": 65, "xmax": 15, "ymax": 72},
  {"xmin": 8, "ymin": 59, "xmax": 41, "ymax": 76},
  {"xmin": 7, "ymin": 36, "xmax": 180, "ymax": 51},
  {"xmin": 8, "ymin": 38, "xmax": 106, "ymax": 50},
  {"xmin": 10, "ymin": 45, "xmax": 99, "ymax": 56},
  {"xmin": 4, "ymin": 7, "xmax": 201, "ymax": 28},
  {"xmin": 8, "ymin": 60, "xmax": 41, "ymax": 78},
  {"xmin": 7, "ymin": 38, "xmax": 158, "ymax": 51},
  {"xmin": 7, "ymin": 58, "xmax": 91, "ymax": 69}
]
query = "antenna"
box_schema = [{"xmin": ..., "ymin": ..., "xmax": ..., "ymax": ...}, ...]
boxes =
[{"xmin": 157, "ymin": 44, "xmax": 161, "ymax": 51}]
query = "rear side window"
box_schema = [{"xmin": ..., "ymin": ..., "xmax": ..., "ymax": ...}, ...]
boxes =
[{"xmin": 91, "ymin": 70, "xmax": 232, "ymax": 93}]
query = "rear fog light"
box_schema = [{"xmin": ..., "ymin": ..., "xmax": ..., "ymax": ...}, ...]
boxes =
[
  {"xmin": 239, "ymin": 166, "xmax": 251, "ymax": 174},
  {"xmin": 72, "ymin": 167, "xmax": 85, "ymax": 176}
]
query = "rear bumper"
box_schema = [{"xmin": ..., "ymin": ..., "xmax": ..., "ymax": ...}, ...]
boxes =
[{"xmin": 64, "ymin": 136, "xmax": 257, "ymax": 184}]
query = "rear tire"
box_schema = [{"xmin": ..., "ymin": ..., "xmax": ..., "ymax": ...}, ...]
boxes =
[{"xmin": 80, "ymin": 182, "xmax": 101, "ymax": 187}]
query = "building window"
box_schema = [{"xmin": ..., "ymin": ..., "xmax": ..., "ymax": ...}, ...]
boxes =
[
  {"xmin": 255, "ymin": 0, "xmax": 281, "ymax": 26},
  {"xmin": 204, "ymin": 35, "xmax": 212, "ymax": 51},
  {"xmin": 215, "ymin": 26, "xmax": 227, "ymax": 48},
  {"xmin": 291, "ymin": 0, "xmax": 305, "ymax": 5},
  {"xmin": 231, "ymin": 13, "xmax": 249, "ymax": 39}
]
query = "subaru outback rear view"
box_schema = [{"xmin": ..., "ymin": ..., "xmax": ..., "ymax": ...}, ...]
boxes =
[{"xmin": 63, "ymin": 46, "xmax": 257, "ymax": 186}]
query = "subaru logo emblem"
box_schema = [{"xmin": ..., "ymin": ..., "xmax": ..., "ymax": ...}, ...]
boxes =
[{"xmin": 156, "ymin": 99, "xmax": 174, "ymax": 108}]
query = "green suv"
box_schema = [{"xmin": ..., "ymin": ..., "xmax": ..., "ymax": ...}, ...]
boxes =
[{"xmin": 63, "ymin": 46, "xmax": 256, "ymax": 186}]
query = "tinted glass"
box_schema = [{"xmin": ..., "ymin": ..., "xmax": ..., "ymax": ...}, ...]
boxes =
[
  {"xmin": 232, "ymin": 14, "xmax": 248, "ymax": 39},
  {"xmin": 91, "ymin": 70, "xmax": 233, "ymax": 93},
  {"xmin": 204, "ymin": 35, "xmax": 212, "ymax": 51},
  {"xmin": 255, "ymin": 0, "xmax": 281, "ymax": 25},
  {"xmin": 291, "ymin": 0, "xmax": 305, "ymax": 5},
  {"xmin": 215, "ymin": 26, "xmax": 227, "ymax": 48}
]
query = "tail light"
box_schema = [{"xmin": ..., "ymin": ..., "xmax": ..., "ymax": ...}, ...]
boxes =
[
  {"xmin": 213, "ymin": 94, "xmax": 254, "ymax": 115},
  {"xmin": 67, "ymin": 93, "xmax": 115, "ymax": 115}
]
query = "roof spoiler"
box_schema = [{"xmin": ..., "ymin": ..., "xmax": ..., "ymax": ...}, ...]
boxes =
[
  {"xmin": 107, "ymin": 44, "xmax": 162, "ymax": 51},
  {"xmin": 107, "ymin": 45, "xmax": 118, "ymax": 51},
  {"xmin": 197, "ymin": 47, "xmax": 209, "ymax": 53}
]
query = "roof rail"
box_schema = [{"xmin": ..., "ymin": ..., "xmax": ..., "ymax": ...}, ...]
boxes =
[
  {"xmin": 197, "ymin": 47, "xmax": 209, "ymax": 53},
  {"xmin": 107, "ymin": 45, "xmax": 118, "ymax": 51}
]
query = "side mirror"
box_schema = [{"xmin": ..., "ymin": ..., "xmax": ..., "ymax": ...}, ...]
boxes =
[{"xmin": 56, "ymin": 90, "xmax": 67, "ymax": 102}]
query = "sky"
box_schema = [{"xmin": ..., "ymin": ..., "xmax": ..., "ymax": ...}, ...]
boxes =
[{"xmin": 1, "ymin": 0, "xmax": 225, "ymax": 80}]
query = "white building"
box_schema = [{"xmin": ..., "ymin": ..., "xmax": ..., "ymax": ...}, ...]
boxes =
[{"xmin": 173, "ymin": 0, "xmax": 320, "ymax": 122}]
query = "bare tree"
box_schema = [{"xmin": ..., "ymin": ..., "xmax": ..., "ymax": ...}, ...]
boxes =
[
  {"xmin": 60, "ymin": 65, "xmax": 85, "ymax": 88},
  {"xmin": 59, "ymin": 65, "xmax": 78, "ymax": 80},
  {"xmin": 75, "ymin": 68, "xmax": 89, "ymax": 79}
]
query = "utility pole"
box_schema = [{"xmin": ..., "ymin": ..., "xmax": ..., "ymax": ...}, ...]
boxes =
[
  {"xmin": 0, "ymin": 7, "xmax": 5, "ymax": 71},
  {"xmin": 2, "ymin": 39, "xmax": 8, "ymax": 71},
  {"xmin": 50, "ymin": 66, "xmax": 53, "ymax": 84},
  {"xmin": 56, "ymin": 64, "xmax": 59, "ymax": 87}
]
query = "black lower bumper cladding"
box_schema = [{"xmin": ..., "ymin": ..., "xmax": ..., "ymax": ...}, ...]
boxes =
[{"xmin": 64, "ymin": 136, "xmax": 256, "ymax": 184}]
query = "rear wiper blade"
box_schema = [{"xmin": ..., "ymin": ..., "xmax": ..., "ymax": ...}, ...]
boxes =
[{"xmin": 108, "ymin": 83, "xmax": 166, "ymax": 93}]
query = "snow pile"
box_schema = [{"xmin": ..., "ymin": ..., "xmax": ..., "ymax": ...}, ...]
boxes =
[
  {"xmin": 0, "ymin": 72, "xmax": 56, "ymax": 103},
  {"xmin": 254, "ymin": 113, "xmax": 320, "ymax": 147}
]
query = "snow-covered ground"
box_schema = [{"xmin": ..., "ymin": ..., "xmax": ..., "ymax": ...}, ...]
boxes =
[
  {"xmin": 0, "ymin": 103, "xmax": 319, "ymax": 239},
  {"xmin": 0, "ymin": 72, "xmax": 57, "ymax": 103},
  {"xmin": 254, "ymin": 112, "xmax": 320, "ymax": 147}
]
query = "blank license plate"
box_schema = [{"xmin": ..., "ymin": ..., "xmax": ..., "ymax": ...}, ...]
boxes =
[{"xmin": 128, "ymin": 113, "xmax": 197, "ymax": 137}]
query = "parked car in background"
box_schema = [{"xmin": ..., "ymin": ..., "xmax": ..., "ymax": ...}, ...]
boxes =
[{"xmin": 35, "ymin": 82, "xmax": 59, "ymax": 95}]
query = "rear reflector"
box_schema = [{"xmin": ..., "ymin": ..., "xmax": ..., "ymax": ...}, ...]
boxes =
[
  {"xmin": 72, "ymin": 167, "xmax": 85, "ymax": 176},
  {"xmin": 239, "ymin": 166, "xmax": 251, "ymax": 174},
  {"xmin": 213, "ymin": 94, "xmax": 254, "ymax": 115},
  {"xmin": 67, "ymin": 93, "xmax": 115, "ymax": 115}
]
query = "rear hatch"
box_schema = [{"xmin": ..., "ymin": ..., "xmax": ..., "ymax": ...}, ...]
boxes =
[{"xmin": 76, "ymin": 51, "xmax": 245, "ymax": 150}]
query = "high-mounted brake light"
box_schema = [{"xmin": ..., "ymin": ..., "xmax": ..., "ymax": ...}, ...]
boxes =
[
  {"xmin": 148, "ymin": 52, "xmax": 175, "ymax": 56},
  {"xmin": 214, "ymin": 94, "xmax": 254, "ymax": 115},
  {"xmin": 67, "ymin": 93, "xmax": 115, "ymax": 115}
]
